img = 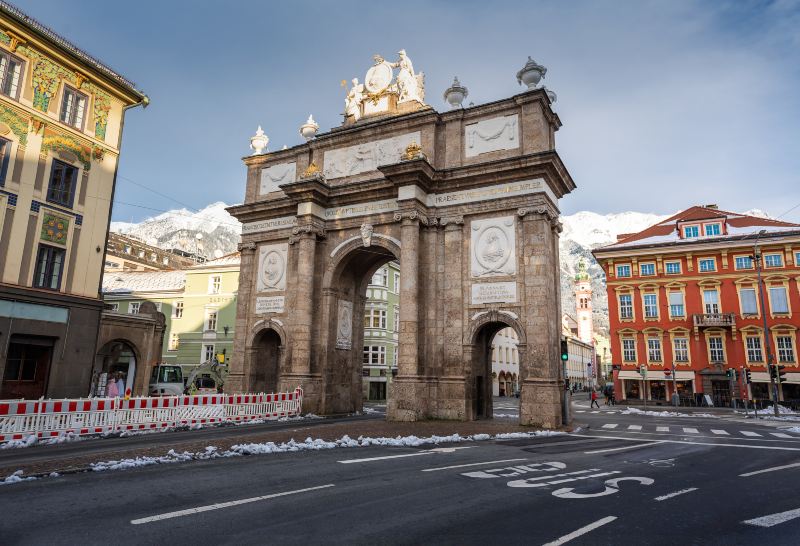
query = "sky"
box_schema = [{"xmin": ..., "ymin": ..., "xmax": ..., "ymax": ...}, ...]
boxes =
[{"xmin": 13, "ymin": 0, "xmax": 800, "ymax": 224}]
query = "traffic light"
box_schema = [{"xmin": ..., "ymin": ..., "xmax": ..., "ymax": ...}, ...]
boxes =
[
  {"xmin": 726, "ymin": 369, "xmax": 734, "ymax": 380},
  {"xmin": 770, "ymin": 366, "xmax": 778, "ymax": 380},
  {"xmin": 560, "ymin": 340, "xmax": 569, "ymax": 361},
  {"xmin": 745, "ymin": 369, "xmax": 752, "ymax": 384},
  {"xmin": 778, "ymin": 365, "xmax": 787, "ymax": 383},
  {"xmin": 734, "ymin": 369, "xmax": 739, "ymax": 381}
]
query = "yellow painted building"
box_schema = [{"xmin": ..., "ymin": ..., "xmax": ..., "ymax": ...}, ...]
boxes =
[{"xmin": 0, "ymin": 3, "xmax": 147, "ymax": 399}]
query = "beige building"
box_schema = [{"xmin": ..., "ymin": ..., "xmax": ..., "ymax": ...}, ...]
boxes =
[
  {"xmin": 0, "ymin": 4, "xmax": 147, "ymax": 399},
  {"xmin": 491, "ymin": 327, "xmax": 519, "ymax": 397},
  {"xmin": 104, "ymin": 232, "xmax": 196, "ymax": 272}
]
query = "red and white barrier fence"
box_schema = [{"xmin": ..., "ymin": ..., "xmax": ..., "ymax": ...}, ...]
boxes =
[{"xmin": 0, "ymin": 387, "xmax": 304, "ymax": 443}]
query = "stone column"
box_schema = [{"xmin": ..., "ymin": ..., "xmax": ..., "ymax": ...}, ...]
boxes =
[
  {"xmin": 438, "ymin": 216, "xmax": 467, "ymax": 419},
  {"xmin": 226, "ymin": 242, "xmax": 256, "ymax": 393}
]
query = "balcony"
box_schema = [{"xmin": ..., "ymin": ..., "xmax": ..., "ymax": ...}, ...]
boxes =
[{"xmin": 692, "ymin": 313, "xmax": 735, "ymax": 328}]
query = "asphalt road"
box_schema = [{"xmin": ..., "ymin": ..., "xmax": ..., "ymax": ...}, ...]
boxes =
[{"xmin": 3, "ymin": 400, "xmax": 800, "ymax": 545}]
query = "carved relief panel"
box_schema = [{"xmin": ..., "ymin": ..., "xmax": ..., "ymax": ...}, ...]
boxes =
[
  {"xmin": 465, "ymin": 114, "xmax": 519, "ymax": 158},
  {"xmin": 323, "ymin": 132, "xmax": 420, "ymax": 179},
  {"xmin": 471, "ymin": 216, "xmax": 516, "ymax": 278},
  {"xmin": 260, "ymin": 162, "xmax": 296, "ymax": 195},
  {"xmin": 335, "ymin": 300, "xmax": 353, "ymax": 350},
  {"xmin": 257, "ymin": 243, "xmax": 288, "ymax": 292}
]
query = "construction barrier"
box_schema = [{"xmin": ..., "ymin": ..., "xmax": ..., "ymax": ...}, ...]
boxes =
[{"xmin": 0, "ymin": 387, "xmax": 303, "ymax": 443}]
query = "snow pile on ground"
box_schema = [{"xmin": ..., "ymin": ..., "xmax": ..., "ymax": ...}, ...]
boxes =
[
  {"xmin": 754, "ymin": 405, "xmax": 799, "ymax": 416},
  {"xmin": 492, "ymin": 413, "xmax": 519, "ymax": 418},
  {"xmin": 0, "ymin": 435, "xmax": 37, "ymax": 449},
  {"xmin": 621, "ymin": 407, "xmax": 719, "ymax": 418},
  {"xmin": 0, "ymin": 470, "xmax": 37, "ymax": 486},
  {"xmin": 0, "ymin": 432, "xmax": 86, "ymax": 450},
  {"xmin": 784, "ymin": 426, "xmax": 800, "ymax": 434},
  {"xmin": 90, "ymin": 446, "xmax": 240, "ymax": 472},
  {"xmin": 361, "ymin": 407, "xmax": 383, "ymax": 415}
]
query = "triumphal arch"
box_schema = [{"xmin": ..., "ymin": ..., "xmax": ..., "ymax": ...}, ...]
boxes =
[{"xmin": 227, "ymin": 51, "xmax": 575, "ymax": 428}]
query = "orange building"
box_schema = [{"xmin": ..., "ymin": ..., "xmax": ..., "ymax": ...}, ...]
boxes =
[{"xmin": 593, "ymin": 205, "xmax": 800, "ymax": 406}]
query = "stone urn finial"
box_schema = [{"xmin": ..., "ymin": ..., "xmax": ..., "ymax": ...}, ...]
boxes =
[
  {"xmin": 249, "ymin": 125, "xmax": 269, "ymax": 155},
  {"xmin": 299, "ymin": 114, "xmax": 319, "ymax": 141},
  {"xmin": 443, "ymin": 76, "xmax": 468, "ymax": 109},
  {"xmin": 542, "ymin": 86, "xmax": 557, "ymax": 104},
  {"xmin": 516, "ymin": 56, "xmax": 547, "ymax": 89}
]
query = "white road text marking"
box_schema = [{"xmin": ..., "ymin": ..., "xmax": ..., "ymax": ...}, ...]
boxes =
[
  {"xmin": 338, "ymin": 446, "xmax": 473, "ymax": 464},
  {"xmin": 421, "ymin": 458, "xmax": 527, "ymax": 472}
]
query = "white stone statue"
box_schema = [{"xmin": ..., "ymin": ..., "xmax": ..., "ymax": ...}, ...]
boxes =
[
  {"xmin": 344, "ymin": 78, "xmax": 364, "ymax": 121},
  {"xmin": 391, "ymin": 49, "xmax": 424, "ymax": 104}
]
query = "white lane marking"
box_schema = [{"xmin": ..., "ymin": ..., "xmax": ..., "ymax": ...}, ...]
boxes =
[
  {"xmin": 771, "ymin": 433, "xmax": 792, "ymax": 439},
  {"xmin": 711, "ymin": 429, "xmax": 729, "ymax": 435},
  {"xmin": 590, "ymin": 411, "xmax": 600, "ymax": 414},
  {"xmin": 740, "ymin": 431, "xmax": 762, "ymax": 437},
  {"xmin": 578, "ymin": 433, "xmax": 800, "ymax": 451},
  {"xmin": 131, "ymin": 484, "xmax": 335, "ymax": 525},
  {"xmin": 508, "ymin": 471, "xmax": 621, "ymax": 488},
  {"xmin": 683, "ymin": 427, "xmax": 699, "ymax": 434},
  {"xmin": 601, "ymin": 424, "xmax": 618, "ymax": 429},
  {"xmin": 654, "ymin": 487, "xmax": 698, "ymax": 501},
  {"xmin": 575, "ymin": 410, "xmax": 586, "ymax": 413},
  {"xmin": 420, "ymin": 458, "xmax": 527, "ymax": 472},
  {"xmin": 338, "ymin": 446, "xmax": 473, "ymax": 464},
  {"xmin": 656, "ymin": 426, "xmax": 669, "ymax": 432},
  {"xmin": 543, "ymin": 516, "xmax": 617, "ymax": 546},
  {"xmin": 627, "ymin": 425, "xmax": 642, "ymax": 431},
  {"xmin": 584, "ymin": 441, "xmax": 663, "ymax": 454},
  {"xmin": 589, "ymin": 427, "xmax": 800, "ymax": 444},
  {"xmin": 740, "ymin": 461, "xmax": 800, "ymax": 477},
  {"xmin": 743, "ymin": 507, "xmax": 800, "ymax": 528}
]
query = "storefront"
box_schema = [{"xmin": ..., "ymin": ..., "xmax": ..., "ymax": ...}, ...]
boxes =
[{"xmin": 618, "ymin": 370, "xmax": 695, "ymax": 402}]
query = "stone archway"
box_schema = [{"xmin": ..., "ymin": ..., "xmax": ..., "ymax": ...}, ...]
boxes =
[
  {"xmin": 93, "ymin": 339, "xmax": 140, "ymax": 397},
  {"xmin": 228, "ymin": 84, "xmax": 574, "ymax": 428},
  {"xmin": 249, "ymin": 326, "xmax": 284, "ymax": 394}
]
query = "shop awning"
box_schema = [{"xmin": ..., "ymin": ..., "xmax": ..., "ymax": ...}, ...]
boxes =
[{"xmin": 618, "ymin": 370, "xmax": 694, "ymax": 381}]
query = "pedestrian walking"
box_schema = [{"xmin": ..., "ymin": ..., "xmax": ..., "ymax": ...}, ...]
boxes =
[
  {"xmin": 106, "ymin": 373, "xmax": 119, "ymax": 398},
  {"xmin": 590, "ymin": 389, "xmax": 600, "ymax": 409},
  {"xmin": 115, "ymin": 373, "xmax": 126, "ymax": 398},
  {"xmin": 603, "ymin": 386, "xmax": 611, "ymax": 406}
]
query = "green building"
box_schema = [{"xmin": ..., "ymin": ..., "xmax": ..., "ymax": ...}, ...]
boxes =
[
  {"xmin": 102, "ymin": 253, "xmax": 240, "ymax": 378},
  {"xmin": 362, "ymin": 261, "xmax": 400, "ymax": 401}
]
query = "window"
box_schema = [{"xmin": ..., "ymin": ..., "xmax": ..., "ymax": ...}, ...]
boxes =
[
  {"xmin": 709, "ymin": 337, "xmax": 724, "ymax": 362},
  {"xmin": 394, "ymin": 308, "xmax": 399, "ymax": 332},
  {"xmin": 138, "ymin": 249, "xmax": 145, "ymax": 258},
  {"xmin": 699, "ymin": 258, "xmax": 716, "ymax": 272},
  {"xmin": 769, "ymin": 286, "xmax": 789, "ymax": 314},
  {"xmin": 362, "ymin": 345, "xmax": 386, "ymax": 365},
  {"xmin": 764, "ymin": 254, "xmax": 783, "ymax": 268},
  {"xmin": 173, "ymin": 301, "xmax": 184, "ymax": 319},
  {"xmin": 107, "ymin": 302, "xmax": 119, "ymax": 312},
  {"xmin": 616, "ymin": 265, "xmax": 631, "ymax": 278},
  {"xmin": 394, "ymin": 272, "xmax": 400, "ymax": 292},
  {"xmin": 32, "ymin": 244, "xmax": 66, "ymax": 290},
  {"xmin": 639, "ymin": 263, "xmax": 655, "ymax": 276},
  {"xmin": 149, "ymin": 252, "xmax": 157, "ymax": 262},
  {"xmin": 796, "ymin": 252, "xmax": 800, "ymax": 268},
  {"xmin": 665, "ymin": 261, "xmax": 681, "ymax": 274},
  {"xmin": 0, "ymin": 51, "xmax": 23, "ymax": 99},
  {"xmin": 735, "ymin": 256, "xmax": 753, "ymax": 270},
  {"xmin": 776, "ymin": 336, "xmax": 795, "ymax": 363},
  {"xmin": 746, "ymin": 336, "xmax": 763, "ymax": 362},
  {"xmin": 128, "ymin": 302, "xmax": 140, "ymax": 314},
  {"xmin": 704, "ymin": 223, "xmax": 721, "ymax": 236},
  {"xmin": 683, "ymin": 226, "xmax": 699, "ymax": 238},
  {"xmin": 46, "ymin": 160, "xmax": 78, "ymax": 207},
  {"xmin": 703, "ymin": 290, "xmax": 719, "ymax": 314},
  {"xmin": 643, "ymin": 294, "xmax": 658, "ymax": 318},
  {"xmin": 668, "ymin": 291, "xmax": 684, "ymax": 317},
  {"xmin": 162, "ymin": 256, "xmax": 169, "ymax": 265},
  {"xmin": 740, "ymin": 288, "xmax": 758, "ymax": 315},
  {"xmin": 619, "ymin": 294, "xmax": 633, "ymax": 319},
  {"xmin": 205, "ymin": 310, "xmax": 218, "ymax": 331},
  {"xmin": 647, "ymin": 338, "xmax": 662, "ymax": 362},
  {"xmin": 393, "ymin": 346, "xmax": 398, "ymax": 366},
  {"xmin": 673, "ymin": 338, "xmax": 689, "ymax": 362},
  {"xmin": 209, "ymin": 275, "xmax": 222, "ymax": 294},
  {"xmin": 124, "ymin": 245, "xmax": 132, "ymax": 254},
  {"xmin": 203, "ymin": 344, "xmax": 215, "ymax": 363},
  {"xmin": 168, "ymin": 333, "xmax": 180, "ymax": 351},
  {"xmin": 371, "ymin": 268, "xmax": 388, "ymax": 286},
  {"xmin": 59, "ymin": 86, "xmax": 88, "ymax": 130},
  {"xmin": 0, "ymin": 137, "xmax": 10, "ymax": 186},
  {"xmin": 364, "ymin": 308, "xmax": 387, "ymax": 329}
]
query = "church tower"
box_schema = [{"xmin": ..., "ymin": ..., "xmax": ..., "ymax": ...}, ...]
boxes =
[{"xmin": 574, "ymin": 259, "xmax": 593, "ymax": 345}]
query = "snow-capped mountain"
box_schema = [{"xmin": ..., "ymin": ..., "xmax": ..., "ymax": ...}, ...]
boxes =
[
  {"xmin": 109, "ymin": 204, "xmax": 668, "ymax": 337},
  {"xmin": 110, "ymin": 202, "xmax": 242, "ymax": 259}
]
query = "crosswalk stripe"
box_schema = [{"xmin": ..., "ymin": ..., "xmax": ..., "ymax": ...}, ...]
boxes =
[
  {"xmin": 711, "ymin": 429, "xmax": 729, "ymax": 435},
  {"xmin": 602, "ymin": 424, "xmax": 618, "ymax": 429},
  {"xmin": 683, "ymin": 427, "xmax": 699, "ymax": 434},
  {"xmin": 741, "ymin": 431, "xmax": 762, "ymax": 437},
  {"xmin": 771, "ymin": 433, "xmax": 793, "ymax": 439},
  {"xmin": 628, "ymin": 425, "xmax": 642, "ymax": 431},
  {"xmin": 590, "ymin": 411, "xmax": 599, "ymax": 414},
  {"xmin": 656, "ymin": 426, "xmax": 669, "ymax": 432},
  {"xmin": 575, "ymin": 410, "xmax": 586, "ymax": 413}
]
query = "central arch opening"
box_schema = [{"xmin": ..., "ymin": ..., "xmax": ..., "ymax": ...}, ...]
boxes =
[
  {"xmin": 325, "ymin": 242, "xmax": 399, "ymax": 415},
  {"xmin": 473, "ymin": 321, "xmax": 521, "ymax": 420}
]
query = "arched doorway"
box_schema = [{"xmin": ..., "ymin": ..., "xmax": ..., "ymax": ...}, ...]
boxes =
[
  {"xmin": 473, "ymin": 319, "xmax": 524, "ymax": 419},
  {"xmin": 252, "ymin": 328, "xmax": 282, "ymax": 393},
  {"xmin": 92, "ymin": 340, "xmax": 137, "ymax": 397},
  {"xmin": 321, "ymin": 240, "xmax": 400, "ymax": 415}
]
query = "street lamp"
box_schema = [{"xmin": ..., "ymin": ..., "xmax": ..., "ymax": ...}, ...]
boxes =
[{"xmin": 752, "ymin": 229, "xmax": 780, "ymax": 417}]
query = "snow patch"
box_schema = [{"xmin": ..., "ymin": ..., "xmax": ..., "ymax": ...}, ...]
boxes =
[
  {"xmin": 1, "ymin": 470, "xmax": 37, "ymax": 486},
  {"xmin": 621, "ymin": 407, "xmax": 719, "ymax": 418}
]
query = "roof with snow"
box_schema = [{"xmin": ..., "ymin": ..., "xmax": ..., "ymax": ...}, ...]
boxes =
[
  {"xmin": 189, "ymin": 252, "xmax": 241, "ymax": 269},
  {"xmin": 595, "ymin": 206, "xmax": 800, "ymax": 253},
  {"xmin": 102, "ymin": 270, "xmax": 186, "ymax": 295}
]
